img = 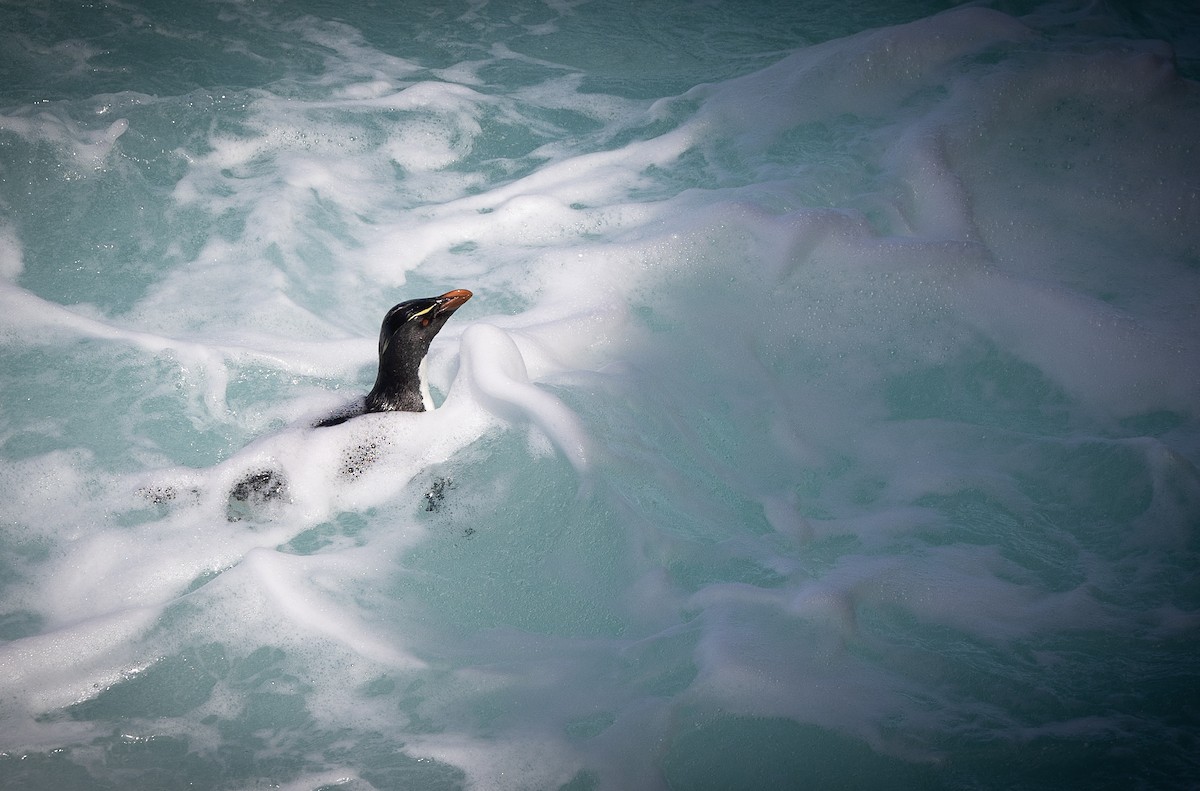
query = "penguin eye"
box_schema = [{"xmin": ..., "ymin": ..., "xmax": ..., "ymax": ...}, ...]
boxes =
[{"xmin": 421, "ymin": 318, "xmax": 431, "ymax": 328}]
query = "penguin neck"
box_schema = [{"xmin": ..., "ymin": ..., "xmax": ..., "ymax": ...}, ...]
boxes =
[{"xmin": 366, "ymin": 352, "xmax": 432, "ymax": 413}]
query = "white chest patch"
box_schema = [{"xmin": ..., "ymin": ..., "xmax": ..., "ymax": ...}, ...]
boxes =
[{"xmin": 418, "ymin": 356, "xmax": 433, "ymax": 410}]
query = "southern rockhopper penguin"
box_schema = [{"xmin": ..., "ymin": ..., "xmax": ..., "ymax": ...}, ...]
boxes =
[
  {"xmin": 226, "ymin": 288, "xmax": 473, "ymax": 520},
  {"xmin": 317, "ymin": 288, "xmax": 474, "ymax": 425}
]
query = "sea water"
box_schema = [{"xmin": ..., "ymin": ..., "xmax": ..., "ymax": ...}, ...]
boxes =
[{"xmin": 1, "ymin": 0, "xmax": 1199, "ymax": 788}]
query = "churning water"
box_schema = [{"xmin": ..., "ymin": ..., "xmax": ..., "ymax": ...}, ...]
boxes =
[{"xmin": 1, "ymin": 1, "xmax": 1199, "ymax": 788}]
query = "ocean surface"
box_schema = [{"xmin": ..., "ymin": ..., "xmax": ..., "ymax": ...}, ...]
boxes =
[{"xmin": 2, "ymin": 1, "xmax": 1199, "ymax": 788}]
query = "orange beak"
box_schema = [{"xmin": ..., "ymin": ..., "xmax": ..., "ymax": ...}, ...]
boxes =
[{"xmin": 437, "ymin": 289, "xmax": 473, "ymax": 313}]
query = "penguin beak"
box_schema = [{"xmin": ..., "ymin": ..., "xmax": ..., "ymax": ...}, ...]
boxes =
[{"xmin": 435, "ymin": 289, "xmax": 472, "ymax": 315}]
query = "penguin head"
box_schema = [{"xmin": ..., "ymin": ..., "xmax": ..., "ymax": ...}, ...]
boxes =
[
  {"xmin": 367, "ymin": 288, "xmax": 473, "ymax": 413},
  {"xmin": 377, "ymin": 288, "xmax": 473, "ymax": 360}
]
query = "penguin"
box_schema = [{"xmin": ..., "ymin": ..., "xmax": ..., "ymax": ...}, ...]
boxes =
[
  {"xmin": 315, "ymin": 288, "xmax": 473, "ymax": 426},
  {"xmin": 225, "ymin": 288, "xmax": 473, "ymax": 519}
]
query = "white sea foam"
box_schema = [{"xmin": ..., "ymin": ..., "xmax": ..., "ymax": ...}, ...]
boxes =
[
  {"xmin": 0, "ymin": 110, "xmax": 128, "ymax": 171},
  {"xmin": 0, "ymin": 223, "xmax": 23, "ymax": 280}
]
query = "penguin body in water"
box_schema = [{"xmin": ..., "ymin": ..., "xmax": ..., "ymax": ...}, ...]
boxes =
[{"xmin": 226, "ymin": 289, "xmax": 472, "ymax": 519}]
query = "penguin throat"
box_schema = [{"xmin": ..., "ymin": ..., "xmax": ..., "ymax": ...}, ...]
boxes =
[{"xmin": 366, "ymin": 351, "xmax": 430, "ymax": 413}]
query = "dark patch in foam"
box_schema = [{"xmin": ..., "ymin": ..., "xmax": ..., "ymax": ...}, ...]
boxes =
[
  {"xmin": 422, "ymin": 475, "xmax": 472, "ymax": 537},
  {"xmin": 423, "ymin": 476, "xmax": 455, "ymax": 512},
  {"xmin": 340, "ymin": 441, "xmax": 381, "ymax": 478},
  {"xmin": 226, "ymin": 469, "xmax": 288, "ymax": 522},
  {"xmin": 124, "ymin": 482, "xmax": 202, "ymax": 526},
  {"xmin": 138, "ymin": 483, "xmax": 200, "ymax": 505}
]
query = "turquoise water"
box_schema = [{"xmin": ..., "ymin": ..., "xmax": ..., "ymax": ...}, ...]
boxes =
[{"xmin": 2, "ymin": 1, "xmax": 1199, "ymax": 788}]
